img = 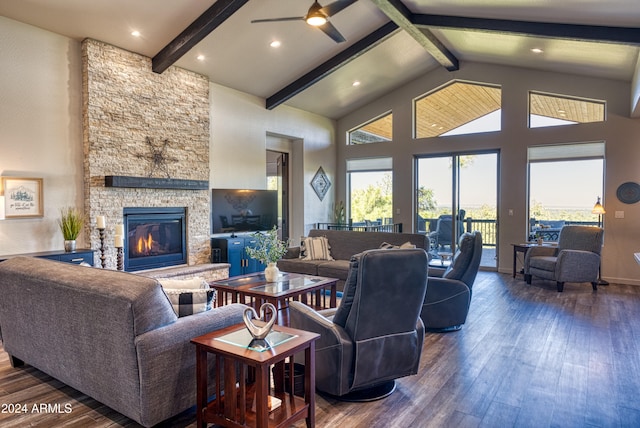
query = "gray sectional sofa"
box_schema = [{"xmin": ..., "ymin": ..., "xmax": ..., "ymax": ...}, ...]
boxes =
[
  {"xmin": 0, "ymin": 257, "xmax": 246, "ymax": 427},
  {"xmin": 277, "ymin": 229, "xmax": 430, "ymax": 291}
]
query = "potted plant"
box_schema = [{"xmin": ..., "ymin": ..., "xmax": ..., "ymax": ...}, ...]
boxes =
[
  {"xmin": 58, "ymin": 207, "xmax": 84, "ymax": 252},
  {"xmin": 245, "ymin": 226, "xmax": 289, "ymax": 282},
  {"xmin": 334, "ymin": 200, "xmax": 345, "ymax": 225}
]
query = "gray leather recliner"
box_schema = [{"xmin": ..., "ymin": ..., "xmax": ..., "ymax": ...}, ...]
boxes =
[
  {"xmin": 288, "ymin": 248, "xmax": 428, "ymax": 400},
  {"xmin": 421, "ymin": 231, "xmax": 482, "ymax": 331}
]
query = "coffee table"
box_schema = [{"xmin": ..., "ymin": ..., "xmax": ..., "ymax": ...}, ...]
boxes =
[
  {"xmin": 210, "ymin": 271, "xmax": 338, "ymax": 325},
  {"xmin": 192, "ymin": 323, "xmax": 319, "ymax": 428}
]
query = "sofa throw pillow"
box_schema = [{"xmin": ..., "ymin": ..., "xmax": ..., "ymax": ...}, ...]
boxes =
[
  {"xmin": 157, "ymin": 277, "xmax": 209, "ymax": 290},
  {"xmin": 300, "ymin": 236, "xmax": 334, "ymax": 261},
  {"xmin": 379, "ymin": 241, "xmax": 416, "ymax": 250},
  {"xmin": 163, "ymin": 288, "xmax": 216, "ymax": 317}
]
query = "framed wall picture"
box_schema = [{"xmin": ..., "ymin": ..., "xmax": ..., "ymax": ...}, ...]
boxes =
[{"xmin": 2, "ymin": 177, "xmax": 44, "ymax": 218}]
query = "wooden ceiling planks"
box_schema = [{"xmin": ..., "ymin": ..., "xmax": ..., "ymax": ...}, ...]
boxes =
[
  {"xmin": 415, "ymin": 82, "xmax": 501, "ymax": 138},
  {"xmin": 529, "ymin": 92, "xmax": 605, "ymax": 123}
]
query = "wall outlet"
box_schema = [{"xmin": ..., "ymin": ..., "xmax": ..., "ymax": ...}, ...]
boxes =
[
  {"xmin": 615, "ymin": 211, "xmax": 624, "ymax": 219},
  {"xmin": 508, "ymin": 209, "xmax": 514, "ymax": 216}
]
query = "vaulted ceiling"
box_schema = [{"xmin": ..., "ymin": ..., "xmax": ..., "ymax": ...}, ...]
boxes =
[{"xmin": 1, "ymin": 0, "xmax": 639, "ymax": 119}]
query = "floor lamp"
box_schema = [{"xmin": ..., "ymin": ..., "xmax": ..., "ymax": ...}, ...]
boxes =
[{"xmin": 592, "ymin": 197, "xmax": 609, "ymax": 285}]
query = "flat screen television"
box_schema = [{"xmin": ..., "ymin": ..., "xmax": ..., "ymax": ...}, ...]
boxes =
[{"xmin": 211, "ymin": 189, "xmax": 278, "ymax": 234}]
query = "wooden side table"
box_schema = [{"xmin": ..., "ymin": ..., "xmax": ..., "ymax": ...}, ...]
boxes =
[
  {"xmin": 512, "ymin": 243, "xmax": 532, "ymax": 278},
  {"xmin": 192, "ymin": 323, "xmax": 319, "ymax": 428},
  {"xmin": 512, "ymin": 243, "xmax": 557, "ymax": 277}
]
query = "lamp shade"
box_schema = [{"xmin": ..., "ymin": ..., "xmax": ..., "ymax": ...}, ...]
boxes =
[
  {"xmin": 306, "ymin": 2, "xmax": 327, "ymax": 26},
  {"xmin": 592, "ymin": 197, "xmax": 606, "ymax": 215},
  {"xmin": 306, "ymin": 13, "xmax": 326, "ymax": 26}
]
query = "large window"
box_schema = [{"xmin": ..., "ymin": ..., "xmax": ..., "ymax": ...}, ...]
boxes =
[
  {"xmin": 347, "ymin": 157, "xmax": 393, "ymax": 224},
  {"xmin": 348, "ymin": 112, "xmax": 392, "ymax": 145},
  {"xmin": 414, "ymin": 81, "xmax": 501, "ymax": 138},
  {"xmin": 528, "ymin": 142, "xmax": 605, "ymax": 241}
]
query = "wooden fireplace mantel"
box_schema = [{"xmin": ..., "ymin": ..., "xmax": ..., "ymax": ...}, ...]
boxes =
[{"xmin": 104, "ymin": 175, "xmax": 208, "ymax": 190}]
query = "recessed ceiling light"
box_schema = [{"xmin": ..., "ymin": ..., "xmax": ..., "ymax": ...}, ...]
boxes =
[
  {"xmin": 270, "ymin": 40, "xmax": 281, "ymax": 48},
  {"xmin": 196, "ymin": 54, "xmax": 205, "ymax": 61},
  {"xmin": 531, "ymin": 48, "xmax": 543, "ymax": 54},
  {"xmin": 131, "ymin": 30, "xmax": 141, "ymax": 37},
  {"xmin": 352, "ymin": 81, "xmax": 361, "ymax": 87}
]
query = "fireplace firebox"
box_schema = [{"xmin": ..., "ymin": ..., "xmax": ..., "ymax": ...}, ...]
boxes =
[{"xmin": 123, "ymin": 207, "xmax": 187, "ymax": 271}]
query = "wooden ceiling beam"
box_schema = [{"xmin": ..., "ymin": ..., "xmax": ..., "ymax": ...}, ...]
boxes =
[
  {"xmin": 369, "ymin": 0, "xmax": 459, "ymax": 71},
  {"xmin": 413, "ymin": 14, "xmax": 640, "ymax": 45},
  {"xmin": 152, "ymin": 0, "xmax": 249, "ymax": 74},
  {"xmin": 266, "ymin": 22, "xmax": 399, "ymax": 110}
]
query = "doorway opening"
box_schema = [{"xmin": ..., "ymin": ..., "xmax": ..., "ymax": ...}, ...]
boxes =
[
  {"xmin": 267, "ymin": 150, "xmax": 289, "ymax": 241},
  {"xmin": 416, "ymin": 151, "xmax": 499, "ymax": 269}
]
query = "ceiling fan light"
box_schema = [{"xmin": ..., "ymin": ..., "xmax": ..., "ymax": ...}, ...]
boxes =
[{"xmin": 306, "ymin": 13, "xmax": 327, "ymax": 26}]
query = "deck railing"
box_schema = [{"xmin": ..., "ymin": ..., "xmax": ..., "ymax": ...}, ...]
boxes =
[
  {"xmin": 319, "ymin": 218, "xmax": 598, "ymax": 244},
  {"xmin": 316, "ymin": 222, "xmax": 403, "ymax": 233},
  {"xmin": 422, "ymin": 217, "xmax": 599, "ymax": 247},
  {"xmin": 464, "ymin": 219, "xmax": 496, "ymax": 246}
]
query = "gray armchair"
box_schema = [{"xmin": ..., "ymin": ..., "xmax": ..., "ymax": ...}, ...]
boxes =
[
  {"xmin": 524, "ymin": 225, "xmax": 604, "ymax": 292},
  {"xmin": 288, "ymin": 248, "xmax": 428, "ymax": 401},
  {"xmin": 421, "ymin": 231, "xmax": 482, "ymax": 332}
]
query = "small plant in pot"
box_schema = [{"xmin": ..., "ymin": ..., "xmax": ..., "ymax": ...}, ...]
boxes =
[
  {"xmin": 58, "ymin": 207, "xmax": 84, "ymax": 252},
  {"xmin": 245, "ymin": 226, "xmax": 289, "ymax": 282}
]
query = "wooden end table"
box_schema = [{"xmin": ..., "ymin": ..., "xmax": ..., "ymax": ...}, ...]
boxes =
[
  {"xmin": 511, "ymin": 242, "xmax": 557, "ymax": 277},
  {"xmin": 192, "ymin": 323, "xmax": 319, "ymax": 428}
]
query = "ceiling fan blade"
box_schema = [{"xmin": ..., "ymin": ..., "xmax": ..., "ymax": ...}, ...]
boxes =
[
  {"xmin": 251, "ymin": 17, "xmax": 305, "ymax": 24},
  {"xmin": 321, "ymin": 0, "xmax": 358, "ymax": 17},
  {"xmin": 318, "ymin": 21, "xmax": 346, "ymax": 43}
]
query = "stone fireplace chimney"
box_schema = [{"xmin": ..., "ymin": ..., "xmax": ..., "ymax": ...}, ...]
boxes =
[{"xmin": 82, "ymin": 39, "xmax": 211, "ymax": 269}]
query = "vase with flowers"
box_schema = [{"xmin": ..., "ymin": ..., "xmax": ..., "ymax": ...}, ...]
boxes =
[
  {"xmin": 245, "ymin": 226, "xmax": 289, "ymax": 282},
  {"xmin": 58, "ymin": 207, "xmax": 85, "ymax": 252}
]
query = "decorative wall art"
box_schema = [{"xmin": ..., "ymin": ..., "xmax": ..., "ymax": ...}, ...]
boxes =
[
  {"xmin": 616, "ymin": 181, "xmax": 640, "ymax": 204},
  {"xmin": 311, "ymin": 166, "xmax": 331, "ymax": 201},
  {"xmin": 2, "ymin": 177, "xmax": 44, "ymax": 218}
]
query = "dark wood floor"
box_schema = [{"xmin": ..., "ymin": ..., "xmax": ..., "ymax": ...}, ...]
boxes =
[{"xmin": 2, "ymin": 272, "xmax": 640, "ymax": 427}]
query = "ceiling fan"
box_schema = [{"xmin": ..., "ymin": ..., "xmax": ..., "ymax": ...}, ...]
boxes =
[{"xmin": 250, "ymin": 0, "xmax": 358, "ymax": 43}]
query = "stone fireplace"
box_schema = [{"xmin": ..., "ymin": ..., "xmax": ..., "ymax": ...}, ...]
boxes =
[{"xmin": 82, "ymin": 39, "xmax": 211, "ymax": 270}]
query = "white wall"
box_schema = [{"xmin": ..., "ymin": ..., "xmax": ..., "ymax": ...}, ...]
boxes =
[
  {"xmin": 337, "ymin": 61, "xmax": 640, "ymax": 285},
  {"xmin": 209, "ymin": 83, "xmax": 336, "ymax": 239},
  {"xmin": 0, "ymin": 17, "xmax": 84, "ymax": 254},
  {"xmin": 0, "ymin": 16, "xmax": 337, "ymax": 256}
]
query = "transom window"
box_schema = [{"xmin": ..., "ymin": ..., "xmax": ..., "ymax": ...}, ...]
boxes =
[
  {"xmin": 348, "ymin": 112, "xmax": 392, "ymax": 145},
  {"xmin": 414, "ymin": 81, "xmax": 501, "ymax": 138},
  {"xmin": 529, "ymin": 92, "xmax": 605, "ymax": 128}
]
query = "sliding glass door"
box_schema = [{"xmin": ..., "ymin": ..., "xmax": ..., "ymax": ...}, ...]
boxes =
[{"xmin": 416, "ymin": 151, "xmax": 498, "ymax": 269}]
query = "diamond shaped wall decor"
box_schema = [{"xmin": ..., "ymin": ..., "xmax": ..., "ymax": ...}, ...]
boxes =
[{"xmin": 310, "ymin": 166, "xmax": 331, "ymax": 201}]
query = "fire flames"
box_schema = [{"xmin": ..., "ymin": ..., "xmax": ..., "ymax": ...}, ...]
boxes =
[{"xmin": 136, "ymin": 233, "xmax": 154, "ymax": 255}]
